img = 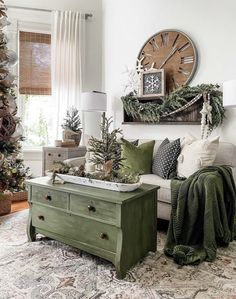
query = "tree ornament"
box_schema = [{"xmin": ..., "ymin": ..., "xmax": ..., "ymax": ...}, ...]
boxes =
[
  {"xmin": 0, "ymin": 16, "xmax": 10, "ymax": 29},
  {"xmin": 0, "ymin": 112, "xmax": 16, "ymax": 140},
  {"xmin": 0, "ymin": 152, "xmax": 4, "ymax": 166},
  {"xmin": 4, "ymin": 94, "xmax": 17, "ymax": 114},
  {"xmin": 0, "ymin": 68, "xmax": 9, "ymax": 80},
  {"xmin": 10, "ymin": 123, "xmax": 23, "ymax": 139},
  {"xmin": 0, "ymin": 49, "xmax": 18, "ymax": 67},
  {"xmin": 0, "ymin": 73, "xmax": 15, "ymax": 87}
]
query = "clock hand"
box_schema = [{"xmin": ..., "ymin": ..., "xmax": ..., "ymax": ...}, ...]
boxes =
[{"xmin": 159, "ymin": 46, "xmax": 178, "ymax": 69}]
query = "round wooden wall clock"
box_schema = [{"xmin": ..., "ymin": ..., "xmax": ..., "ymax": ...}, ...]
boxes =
[{"xmin": 137, "ymin": 29, "xmax": 198, "ymax": 93}]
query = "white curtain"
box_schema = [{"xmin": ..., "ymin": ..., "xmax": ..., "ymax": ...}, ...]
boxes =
[{"xmin": 51, "ymin": 11, "xmax": 85, "ymax": 139}]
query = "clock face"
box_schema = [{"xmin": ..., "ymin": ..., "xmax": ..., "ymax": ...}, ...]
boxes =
[{"xmin": 137, "ymin": 29, "xmax": 197, "ymax": 93}]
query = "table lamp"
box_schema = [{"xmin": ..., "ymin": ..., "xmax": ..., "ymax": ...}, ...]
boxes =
[
  {"xmin": 81, "ymin": 91, "xmax": 107, "ymax": 113},
  {"xmin": 81, "ymin": 91, "xmax": 107, "ymax": 141},
  {"xmin": 223, "ymin": 79, "xmax": 236, "ymax": 108}
]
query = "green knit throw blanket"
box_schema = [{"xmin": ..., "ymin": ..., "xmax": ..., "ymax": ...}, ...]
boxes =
[{"xmin": 164, "ymin": 166, "xmax": 236, "ymax": 265}]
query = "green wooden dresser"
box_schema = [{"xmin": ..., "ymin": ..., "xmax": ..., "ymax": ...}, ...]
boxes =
[{"xmin": 27, "ymin": 177, "xmax": 159, "ymax": 279}]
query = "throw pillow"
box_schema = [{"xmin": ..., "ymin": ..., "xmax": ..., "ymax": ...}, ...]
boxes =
[
  {"xmin": 177, "ymin": 133, "xmax": 220, "ymax": 178},
  {"xmin": 114, "ymin": 139, "xmax": 139, "ymax": 171},
  {"xmin": 121, "ymin": 138, "xmax": 155, "ymax": 174},
  {"xmin": 131, "ymin": 139, "xmax": 139, "ymax": 146},
  {"xmin": 152, "ymin": 138, "xmax": 181, "ymax": 179}
]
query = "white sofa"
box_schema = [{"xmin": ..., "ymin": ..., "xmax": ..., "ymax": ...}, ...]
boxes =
[
  {"xmin": 64, "ymin": 140, "xmax": 236, "ymax": 221},
  {"xmin": 139, "ymin": 140, "xmax": 236, "ymax": 220}
]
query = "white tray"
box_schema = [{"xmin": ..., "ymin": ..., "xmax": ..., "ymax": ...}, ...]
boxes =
[{"xmin": 56, "ymin": 173, "xmax": 142, "ymax": 192}]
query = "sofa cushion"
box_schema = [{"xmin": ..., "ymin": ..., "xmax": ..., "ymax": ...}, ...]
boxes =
[
  {"xmin": 121, "ymin": 139, "xmax": 155, "ymax": 174},
  {"xmin": 152, "ymin": 138, "xmax": 181, "ymax": 179},
  {"xmin": 177, "ymin": 134, "xmax": 220, "ymax": 178},
  {"xmin": 140, "ymin": 174, "xmax": 171, "ymax": 204},
  {"xmin": 213, "ymin": 142, "xmax": 236, "ymax": 166}
]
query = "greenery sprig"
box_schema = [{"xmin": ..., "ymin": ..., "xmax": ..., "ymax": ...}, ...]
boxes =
[{"xmin": 122, "ymin": 84, "xmax": 224, "ymax": 132}]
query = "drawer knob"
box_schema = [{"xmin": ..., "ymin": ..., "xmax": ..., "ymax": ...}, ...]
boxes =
[
  {"xmin": 45, "ymin": 195, "xmax": 52, "ymax": 201},
  {"xmin": 88, "ymin": 205, "xmax": 96, "ymax": 212},
  {"xmin": 58, "ymin": 154, "xmax": 61, "ymax": 157},
  {"xmin": 48, "ymin": 153, "xmax": 51, "ymax": 156},
  {"xmin": 38, "ymin": 215, "xmax": 45, "ymax": 221},
  {"xmin": 100, "ymin": 233, "xmax": 108, "ymax": 240}
]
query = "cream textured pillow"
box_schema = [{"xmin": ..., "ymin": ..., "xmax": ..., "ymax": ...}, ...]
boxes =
[{"xmin": 177, "ymin": 134, "xmax": 220, "ymax": 178}]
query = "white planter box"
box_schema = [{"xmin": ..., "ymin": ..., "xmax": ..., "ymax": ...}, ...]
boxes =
[{"xmin": 56, "ymin": 173, "xmax": 142, "ymax": 192}]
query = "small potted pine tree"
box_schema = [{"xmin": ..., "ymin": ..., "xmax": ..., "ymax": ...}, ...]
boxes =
[{"xmin": 61, "ymin": 107, "xmax": 82, "ymax": 146}]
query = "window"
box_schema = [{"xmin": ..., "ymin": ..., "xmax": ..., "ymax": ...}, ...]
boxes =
[{"xmin": 19, "ymin": 31, "xmax": 53, "ymax": 147}]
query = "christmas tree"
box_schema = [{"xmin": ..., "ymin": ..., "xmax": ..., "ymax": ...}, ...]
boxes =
[
  {"xmin": 88, "ymin": 114, "xmax": 123, "ymax": 173},
  {"xmin": 0, "ymin": 1, "xmax": 29, "ymax": 195}
]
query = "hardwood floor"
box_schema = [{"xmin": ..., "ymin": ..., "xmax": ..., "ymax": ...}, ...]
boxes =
[{"xmin": 11, "ymin": 200, "xmax": 29, "ymax": 214}]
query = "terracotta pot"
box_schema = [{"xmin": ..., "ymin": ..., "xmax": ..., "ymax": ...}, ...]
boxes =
[{"xmin": 0, "ymin": 196, "xmax": 11, "ymax": 216}]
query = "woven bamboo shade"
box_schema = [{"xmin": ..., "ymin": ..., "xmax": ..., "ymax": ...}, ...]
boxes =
[{"xmin": 19, "ymin": 31, "xmax": 51, "ymax": 95}]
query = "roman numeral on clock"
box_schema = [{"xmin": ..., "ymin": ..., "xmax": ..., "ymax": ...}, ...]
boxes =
[
  {"xmin": 178, "ymin": 42, "xmax": 190, "ymax": 52},
  {"xmin": 172, "ymin": 34, "xmax": 179, "ymax": 47},
  {"xmin": 149, "ymin": 38, "xmax": 159, "ymax": 51},
  {"xmin": 141, "ymin": 51, "xmax": 152, "ymax": 57},
  {"xmin": 181, "ymin": 56, "xmax": 194, "ymax": 64},
  {"xmin": 161, "ymin": 32, "xmax": 169, "ymax": 46},
  {"xmin": 178, "ymin": 67, "xmax": 190, "ymax": 77},
  {"xmin": 171, "ymin": 77, "xmax": 180, "ymax": 89}
]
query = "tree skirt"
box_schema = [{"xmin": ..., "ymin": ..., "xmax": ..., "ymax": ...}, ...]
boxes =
[{"xmin": 0, "ymin": 211, "xmax": 236, "ymax": 299}]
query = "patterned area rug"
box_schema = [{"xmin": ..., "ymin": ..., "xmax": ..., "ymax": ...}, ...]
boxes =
[{"xmin": 0, "ymin": 210, "xmax": 236, "ymax": 299}]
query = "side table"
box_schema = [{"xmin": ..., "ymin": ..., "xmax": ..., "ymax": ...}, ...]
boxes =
[{"xmin": 42, "ymin": 146, "xmax": 86, "ymax": 175}]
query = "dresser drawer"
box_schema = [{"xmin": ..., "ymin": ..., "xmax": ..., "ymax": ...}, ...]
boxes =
[
  {"xmin": 45, "ymin": 151, "xmax": 67, "ymax": 161},
  {"xmin": 31, "ymin": 186, "xmax": 68, "ymax": 209},
  {"xmin": 32, "ymin": 205, "xmax": 118, "ymax": 253},
  {"xmin": 70, "ymin": 194, "xmax": 117, "ymax": 224},
  {"xmin": 44, "ymin": 151, "xmax": 67, "ymax": 171}
]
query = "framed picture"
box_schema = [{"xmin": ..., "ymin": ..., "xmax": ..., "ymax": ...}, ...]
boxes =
[{"xmin": 140, "ymin": 69, "xmax": 165, "ymax": 98}]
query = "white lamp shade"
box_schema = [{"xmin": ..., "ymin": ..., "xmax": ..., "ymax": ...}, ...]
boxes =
[
  {"xmin": 81, "ymin": 91, "xmax": 107, "ymax": 112},
  {"xmin": 223, "ymin": 79, "xmax": 236, "ymax": 108}
]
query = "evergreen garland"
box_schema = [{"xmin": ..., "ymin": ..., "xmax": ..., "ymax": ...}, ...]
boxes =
[{"xmin": 122, "ymin": 84, "xmax": 224, "ymax": 131}]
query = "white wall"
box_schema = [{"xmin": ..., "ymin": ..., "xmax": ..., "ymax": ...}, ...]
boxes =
[
  {"xmin": 102, "ymin": 0, "xmax": 236, "ymax": 143},
  {"xmin": 5, "ymin": 0, "xmax": 103, "ymax": 177}
]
